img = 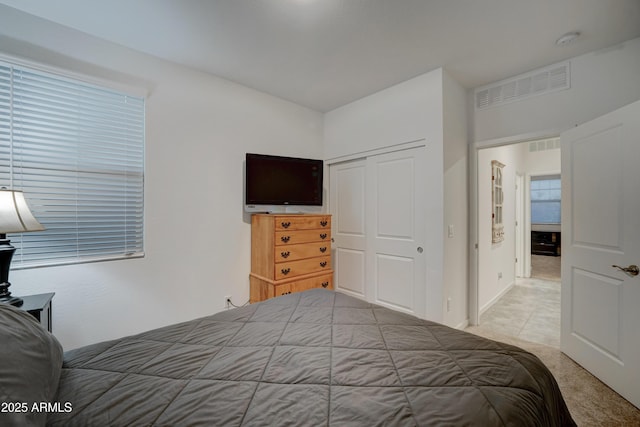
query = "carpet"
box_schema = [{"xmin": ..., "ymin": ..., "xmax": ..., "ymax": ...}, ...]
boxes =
[
  {"xmin": 466, "ymin": 327, "xmax": 640, "ymax": 426},
  {"xmin": 531, "ymin": 254, "xmax": 561, "ymax": 281}
]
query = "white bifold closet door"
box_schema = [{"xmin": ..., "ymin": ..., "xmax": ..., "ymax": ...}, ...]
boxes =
[{"xmin": 330, "ymin": 146, "xmax": 427, "ymax": 318}]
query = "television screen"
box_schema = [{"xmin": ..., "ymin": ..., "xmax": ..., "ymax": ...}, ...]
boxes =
[{"xmin": 245, "ymin": 153, "xmax": 323, "ymax": 207}]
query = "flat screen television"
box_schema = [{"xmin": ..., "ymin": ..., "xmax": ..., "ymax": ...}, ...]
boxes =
[{"xmin": 245, "ymin": 153, "xmax": 323, "ymax": 212}]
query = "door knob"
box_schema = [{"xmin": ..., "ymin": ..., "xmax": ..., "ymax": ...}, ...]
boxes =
[
  {"xmin": 417, "ymin": 247, "xmax": 423, "ymax": 253},
  {"xmin": 612, "ymin": 264, "xmax": 639, "ymax": 276}
]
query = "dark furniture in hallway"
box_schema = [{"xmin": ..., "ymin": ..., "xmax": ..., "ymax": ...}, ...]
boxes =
[{"xmin": 532, "ymin": 231, "xmax": 561, "ymax": 256}]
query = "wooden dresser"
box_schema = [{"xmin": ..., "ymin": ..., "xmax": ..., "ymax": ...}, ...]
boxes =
[{"xmin": 250, "ymin": 213, "xmax": 333, "ymax": 303}]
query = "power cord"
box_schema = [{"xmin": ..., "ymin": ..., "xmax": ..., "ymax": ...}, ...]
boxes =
[{"xmin": 226, "ymin": 297, "xmax": 250, "ymax": 308}]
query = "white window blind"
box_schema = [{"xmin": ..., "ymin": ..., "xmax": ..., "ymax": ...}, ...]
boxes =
[
  {"xmin": 0, "ymin": 60, "xmax": 144, "ymax": 267},
  {"xmin": 531, "ymin": 175, "xmax": 561, "ymax": 225}
]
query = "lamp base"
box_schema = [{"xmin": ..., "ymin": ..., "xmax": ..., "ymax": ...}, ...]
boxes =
[
  {"xmin": 0, "ymin": 294, "xmax": 23, "ymax": 307},
  {"xmin": 0, "ymin": 236, "xmax": 20, "ymax": 306}
]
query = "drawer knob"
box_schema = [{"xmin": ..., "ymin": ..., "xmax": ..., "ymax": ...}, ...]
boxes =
[
  {"xmin": 281, "ymin": 268, "xmax": 291, "ymax": 275},
  {"xmin": 320, "ymin": 261, "xmax": 327, "ymax": 268},
  {"xmin": 319, "ymin": 246, "xmax": 327, "ymax": 253},
  {"xmin": 321, "ymin": 282, "xmax": 329, "ymax": 288},
  {"xmin": 280, "ymin": 251, "xmax": 290, "ymax": 259},
  {"xmin": 320, "ymin": 220, "xmax": 328, "ymax": 227},
  {"xmin": 281, "ymin": 236, "xmax": 290, "ymax": 243},
  {"xmin": 281, "ymin": 291, "xmax": 292, "ymax": 295},
  {"xmin": 281, "ymin": 221, "xmax": 291, "ymax": 229},
  {"xmin": 320, "ymin": 233, "xmax": 327, "ymax": 240}
]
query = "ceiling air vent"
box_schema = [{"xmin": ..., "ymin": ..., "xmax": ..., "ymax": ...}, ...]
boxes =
[
  {"xmin": 475, "ymin": 62, "xmax": 570, "ymax": 110},
  {"xmin": 528, "ymin": 137, "xmax": 560, "ymax": 152}
]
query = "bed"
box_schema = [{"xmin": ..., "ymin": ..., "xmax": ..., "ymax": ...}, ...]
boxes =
[{"xmin": 1, "ymin": 289, "xmax": 575, "ymax": 426}]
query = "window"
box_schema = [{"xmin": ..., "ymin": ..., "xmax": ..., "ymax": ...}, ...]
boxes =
[
  {"xmin": 0, "ymin": 59, "xmax": 144, "ymax": 268},
  {"xmin": 531, "ymin": 175, "xmax": 561, "ymax": 224}
]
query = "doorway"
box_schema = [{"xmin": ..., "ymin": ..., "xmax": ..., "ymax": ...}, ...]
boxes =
[
  {"xmin": 469, "ymin": 137, "xmax": 561, "ymax": 348},
  {"xmin": 530, "ymin": 173, "xmax": 562, "ymax": 282}
]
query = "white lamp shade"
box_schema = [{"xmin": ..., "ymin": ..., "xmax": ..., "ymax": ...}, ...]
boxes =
[{"xmin": 0, "ymin": 190, "xmax": 45, "ymax": 234}]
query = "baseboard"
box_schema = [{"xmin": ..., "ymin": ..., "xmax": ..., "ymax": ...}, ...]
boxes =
[
  {"xmin": 479, "ymin": 280, "xmax": 515, "ymax": 316},
  {"xmin": 455, "ymin": 319, "xmax": 469, "ymax": 330}
]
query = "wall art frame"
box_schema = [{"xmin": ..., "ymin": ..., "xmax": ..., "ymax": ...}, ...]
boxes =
[{"xmin": 491, "ymin": 160, "xmax": 505, "ymax": 243}]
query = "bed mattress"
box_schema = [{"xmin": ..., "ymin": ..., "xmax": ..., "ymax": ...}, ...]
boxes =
[{"xmin": 48, "ymin": 289, "xmax": 575, "ymax": 426}]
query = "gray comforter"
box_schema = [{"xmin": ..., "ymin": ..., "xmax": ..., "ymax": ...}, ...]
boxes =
[{"xmin": 48, "ymin": 289, "xmax": 575, "ymax": 426}]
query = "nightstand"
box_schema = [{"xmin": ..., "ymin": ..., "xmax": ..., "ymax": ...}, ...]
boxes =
[{"xmin": 18, "ymin": 293, "xmax": 54, "ymax": 333}]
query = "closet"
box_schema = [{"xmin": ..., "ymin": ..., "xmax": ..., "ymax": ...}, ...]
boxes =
[{"xmin": 329, "ymin": 146, "xmax": 427, "ymax": 317}]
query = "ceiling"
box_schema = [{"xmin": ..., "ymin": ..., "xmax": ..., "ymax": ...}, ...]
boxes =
[{"xmin": 2, "ymin": 0, "xmax": 639, "ymax": 112}]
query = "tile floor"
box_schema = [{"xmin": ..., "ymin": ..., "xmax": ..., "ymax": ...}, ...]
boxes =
[{"xmin": 475, "ymin": 277, "xmax": 561, "ymax": 348}]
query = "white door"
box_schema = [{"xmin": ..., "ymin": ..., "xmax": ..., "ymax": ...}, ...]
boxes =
[
  {"xmin": 330, "ymin": 159, "xmax": 367, "ymax": 299},
  {"xmin": 367, "ymin": 147, "xmax": 427, "ymax": 317},
  {"xmin": 561, "ymin": 99, "xmax": 640, "ymax": 408},
  {"xmin": 329, "ymin": 146, "xmax": 427, "ymax": 317}
]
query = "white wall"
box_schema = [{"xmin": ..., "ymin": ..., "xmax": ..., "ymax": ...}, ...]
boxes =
[
  {"xmin": 477, "ymin": 143, "xmax": 526, "ymax": 311},
  {"xmin": 324, "ymin": 69, "xmax": 446, "ymax": 323},
  {"xmin": 442, "ymin": 70, "xmax": 468, "ymax": 328},
  {"xmin": 525, "ymin": 144, "xmax": 561, "ymax": 176},
  {"xmin": 473, "ymin": 37, "xmax": 640, "ymax": 143},
  {"xmin": 324, "ymin": 71, "xmax": 444, "ymax": 160},
  {"xmin": 1, "ymin": 6, "xmax": 324, "ymax": 350}
]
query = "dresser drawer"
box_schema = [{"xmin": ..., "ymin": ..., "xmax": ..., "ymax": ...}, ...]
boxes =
[
  {"xmin": 273, "ymin": 273, "xmax": 333, "ymax": 297},
  {"xmin": 275, "ymin": 255, "xmax": 331, "ymax": 280},
  {"xmin": 275, "ymin": 242, "xmax": 330, "ymax": 263},
  {"xmin": 274, "ymin": 215, "xmax": 331, "ymax": 231},
  {"xmin": 276, "ymin": 229, "xmax": 331, "ymax": 246}
]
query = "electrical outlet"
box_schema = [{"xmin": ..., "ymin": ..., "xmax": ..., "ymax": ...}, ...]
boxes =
[
  {"xmin": 446, "ymin": 297, "xmax": 451, "ymax": 312},
  {"xmin": 224, "ymin": 295, "xmax": 232, "ymax": 309},
  {"xmin": 498, "ymin": 272, "xmax": 503, "ymax": 279}
]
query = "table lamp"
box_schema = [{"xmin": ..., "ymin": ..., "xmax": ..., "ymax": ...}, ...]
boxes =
[{"xmin": 0, "ymin": 189, "xmax": 45, "ymax": 306}]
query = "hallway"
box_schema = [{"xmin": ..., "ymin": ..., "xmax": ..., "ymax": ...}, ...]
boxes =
[{"xmin": 470, "ymin": 277, "xmax": 560, "ymax": 348}]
